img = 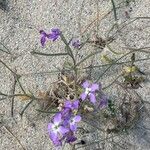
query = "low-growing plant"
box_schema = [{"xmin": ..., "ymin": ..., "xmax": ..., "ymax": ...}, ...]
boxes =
[
  {"xmin": 30, "ymin": 28, "xmax": 149, "ymax": 149},
  {"xmin": 0, "ymin": 1, "xmax": 150, "ymax": 149}
]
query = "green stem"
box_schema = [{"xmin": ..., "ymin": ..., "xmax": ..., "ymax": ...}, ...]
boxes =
[
  {"xmin": 36, "ymin": 109, "xmax": 58, "ymax": 114},
  {"xmin": 111, "ymin": 17, "xmax": 150, "ymax": 38},
  {"xmin": 95, "ymin": 48, "xmax": 150, "ymax": 82},
  {"xmin": 0, "ymin": 42, "xmax": 11, "ymax": 54},
  {"xmin": 60, "ymin": 34, "xmax": 76, "ymax": 66},
  {"xmin": 0, "ymin": 92, "xmax": 40, "ymax": 101},
  {"xmin": 123, "ymin": 47, "xmax": 150, "ymax": 53},
  {"xmin": 75, "ymin": 50, "xmax": 102, "ymax": 67},
  {"xmin": 31, "ymin": 51, "xmax": 68, "ymax": 56},
  {"xmin": 60, "ymin": 34, "xmax": 78, "ymax": 97},
  {"xmin": 20, "ymin": 99, "xmax": 35, "ymax": 117},
  {"xmin": 84, "ymin": 57, "xmax": 150, "ymax": 70},
  {"xmin": 95, "ymin": 52, "xmax": 132, "ymax": 82},
  {"xmin": 0, "ymin": 59, "xmax": 17, "ymax": 75},
  {"xmin": 16, "ymin": 77, "xmax": 26, "ymax": 94},
  {"xmin": 0, "ymin": 91, "xmax": 8, "ymax": 96},
  {"xmin": 102, "ymin": 74, "xmax": 122, "ymax": 90},
  {"xmin": 106, "ymin": 44, "xmax": 123, "ymax": 55},
  {"xmin": 111, "ymin": 0, "xmax": 118, "ymax": 21},
  {"xmin": 0, "ymin": 48, "xmax": 11, "ymax": 54},
  {"xmin": 19, "ymin": 57, "xmax": 150, "ymax": 78}
]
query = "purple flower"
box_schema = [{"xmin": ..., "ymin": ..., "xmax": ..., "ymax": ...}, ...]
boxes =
[
  {"xmin": 69, "ymin": 115, "xmax": 81, "ymax": 131},
  {"xmin": 40, "ymin": 28, "xmax": 61, "ymax": 47},
  {"xmin": 99, "ymin": 95, "xmax": 108, "ymax": 108},
  {"xmin": 80, "ymin": 80, "xmax": 100, "ymax": 104},
  {"xmin": 64, "ymin": 100, "xmax": 79, "ymax": 111},
  {"xmin": 72, "ymin": 39, "xmax": 81, "ymax": 49},
  {"xmin": 48, "ymin": 99, "xmax": 81, "ymax": 146},
  {"xmin": 48, "ymin": 28, "xmax": 61, "ymax": 41},
  {"xmin": 61, "ymin": 100, "xmax": 79, "ymax": 117},
  {"xmin": 40, "ymin": 30, "xmax": 49, "ymax": 47},
  {"xmin": 48, "ymin": 113, "xmax": 68, "ymax": 146}
]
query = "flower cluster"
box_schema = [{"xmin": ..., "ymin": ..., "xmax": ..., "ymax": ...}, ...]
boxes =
[
  {"xmin": 48, "ymin": 100, "xmax": 81, "ymax": 147},
  {"xmin": 80, "ymin": 80, "xmax": 108, "ymax": 108},
  {"xmin": 47, "ymin": 80, "xmax": 108, "ymax": 147},
  {"xmin": 80, "ymin": 80, "xmax": 100, "ymax": 104}
]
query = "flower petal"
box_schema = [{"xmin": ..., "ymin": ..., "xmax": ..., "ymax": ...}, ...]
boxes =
[
  {"xmin": 48, "ymin": 34, "xmax": 57, "ymax": 40},
  {"xmin": 70, "ymin": 124, "xmax": 77, "ymax": 131},
  {"xmin": 82, "ymin": 81, "xmax": 90, "ymax": 88},
  {"xmin": 66, "ymin": 134, "xmax": 77, "ymax": 143},
  {"xmin": 59, "ymin": 126, "xmax": 69, "ymax": 134},
  {"xmin": 89, "ymin": 93, "xmax": 96, "ymax": 104},
  {"xmin": 72, "ymin": 39, "xmax": 80, "ymax": 49},
  {"xmin": 80, "ymin": 92, "xmax": 87, "ymax": 101},
  {"xmin": 90, "ymin": 83, "xmax": 99, "ymax": 92},
  {"xmin": 51, "ymin": 136, "xmax": 62, "ymax": 147},
  {"xmin": 53, "ymin": 139, "xmax": 62, "ymax": 147},
  {"xmin": 73, "ymin": 115, "xmax": 81, "ymax": 123},
  {"xmin": 99, "ymin": 95, "xmax": 108, "ymax": 108},
  {"xmin": 41, "ymin": 36, "xmax": 46, "ymax": 47},
  {"xmin": 64, "ymin": 101, "xmax": 72, "ymax": 108},
  {"xmin": 48, "ymin": 28, "xmax": 61, "ymax": 41},
  {"xmin": 53, "ymin": 113, "xmax": 62, "ymax": 124},
  {"xmin": 49, "ymin": 132, "xmax": 58, "ymax": 141},
  {"xmin": 61, "ymin": 107, "xmax": 70, "ymax": 117},
  {"xmin": 51, "ymin": 28, "xmax": 60, "ymax": 33},
  {"xmin": 72, "ymin": 100, "xmax": 79, "ymax": 109},
  {"xmin": 48, "ymin": 123, "xmax": 53, "ymax": 131}
]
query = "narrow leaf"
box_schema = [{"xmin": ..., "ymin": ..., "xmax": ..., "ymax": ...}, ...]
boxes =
[
  {"xmin": 36, "ymin": 109, "xmax": 58, "ymax": 114},
  {"xmin": 20, "ymin": 99, "xmax": 34, "ymax": 117},
  {"xmin": 111, "ymin": 0, "xmax": 118, "ymax": 21},
  {"xmin": 31, "ymin": 51, "xmax": 68, "ymax": 56},
  {"xmin": 75, "ymin": 50, "xmax": 102, "ymax": 67}
]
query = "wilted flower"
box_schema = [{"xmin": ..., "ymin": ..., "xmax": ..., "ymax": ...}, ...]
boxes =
[
  {"xmin": 72, "ymin": 39, "xmax": 81, "ymax": 49},
  {"xmin": 80, "ymin": 80, "xmax": 100, "ymax": 104},
  {"xmin": 99, "ymin": 94, "xmax": 108, "ymax": 108}
]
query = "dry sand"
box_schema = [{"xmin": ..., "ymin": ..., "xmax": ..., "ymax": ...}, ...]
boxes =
[{"xmin": 0, "ymin": 0, "xmax": 150, "ymax": 150}]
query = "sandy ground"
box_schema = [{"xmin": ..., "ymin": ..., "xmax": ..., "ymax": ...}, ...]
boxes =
[{"xmin": 0, "ymin": 0, "xmax": 150, "ymax": 150}]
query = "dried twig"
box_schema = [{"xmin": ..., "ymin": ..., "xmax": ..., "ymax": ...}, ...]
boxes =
[{"xmin": 2, "ymin": 126, "xmax": 26, "ymax": 150}]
